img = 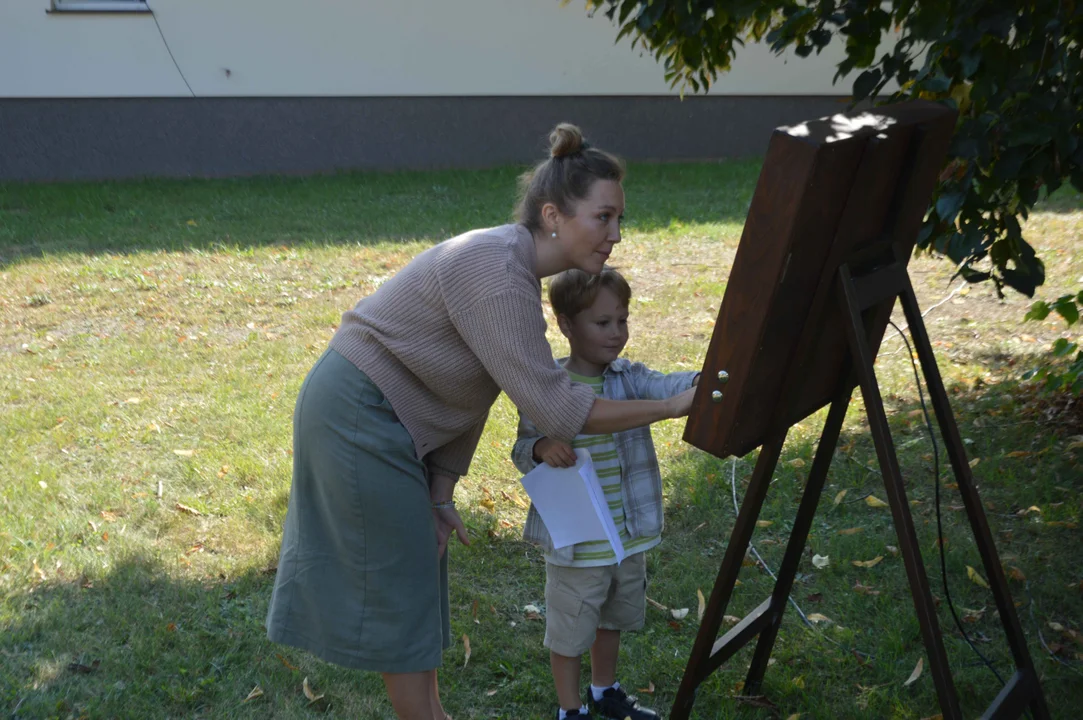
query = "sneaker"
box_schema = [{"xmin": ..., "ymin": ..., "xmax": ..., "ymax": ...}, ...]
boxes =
[
  {"xmin": 556, "ymin": 709, "xmax": 593, "ymax": 719},
  {"xmin": 588, "ymin": 686, "xmax": 658, "ymax": 720}
]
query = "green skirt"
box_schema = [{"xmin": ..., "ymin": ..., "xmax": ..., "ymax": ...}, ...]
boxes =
[{"xmin": 266, "ymin": 348, "xmax": 451, "ymax": 672}]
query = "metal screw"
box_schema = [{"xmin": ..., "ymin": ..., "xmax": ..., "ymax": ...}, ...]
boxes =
[{"xmin": 711, "ymin": 390, "xmax": 723, "ymax": 403}]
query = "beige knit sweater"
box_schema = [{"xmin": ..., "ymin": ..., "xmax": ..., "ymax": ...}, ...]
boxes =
[{"xmin": 328, "ymin": 223, "xmax": 596, "ymax": 478}]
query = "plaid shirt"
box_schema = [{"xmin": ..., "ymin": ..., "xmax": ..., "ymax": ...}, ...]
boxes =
[{"xmin": 512, "ymin": 358, "xmax": 698, "ymax": 564}]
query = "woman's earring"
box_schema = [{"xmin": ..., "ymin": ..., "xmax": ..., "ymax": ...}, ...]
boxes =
[{"xmin": 551, "ymin": 231, "xmax": 557, "ymax": 238}]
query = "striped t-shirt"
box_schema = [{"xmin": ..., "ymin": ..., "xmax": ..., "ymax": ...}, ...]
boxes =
[{"xmin": 544, "ymin": 370, "xmax": 662, "ymax": 568}]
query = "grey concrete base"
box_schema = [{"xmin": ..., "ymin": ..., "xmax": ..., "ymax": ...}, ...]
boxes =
[{"xmin": 0, "ymin": 95, "xmax": 851, "ymax": 182}]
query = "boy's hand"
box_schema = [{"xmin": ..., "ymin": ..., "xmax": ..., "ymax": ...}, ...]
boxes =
[{"xmin": 533, "ymin": 437, "xmax": 577, "ymax": 468}]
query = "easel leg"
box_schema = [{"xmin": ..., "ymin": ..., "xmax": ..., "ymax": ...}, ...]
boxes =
[
  {"xmin": 898, "ymin": 283, "xmax": 1052, "ymax": 719},
  {"xmin": 839, "ymin": 267, "xmax": 964, "ymax": 720},
  {"xmin": 744, "ymin": 381, "xmax": 853, "ymax": 694},
  {"xmin": 670, "ymin": 431, "xmax": 787, "ymax": 720}
]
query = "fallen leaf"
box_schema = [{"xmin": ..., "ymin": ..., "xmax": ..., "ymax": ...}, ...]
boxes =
[
  {"xmin": 833, "ymin": 490, "xmax": 848, "ymax": 506},
  {"xmin": 919, "ymin": 715, "xmax": 944, "ymax": 720},
  {"xmin": 962, "ymin": 607, "xmax": 986, "ymax": 623},
  {"xmin": 668, "ymin": 620, "xmax": 681, "ymax": 630},
  {"xmin": 812, "ymin": 554, "xmax": 830, "ymax": 569},
  {"xmin": 173, "ymin": 449, "xmax": 195, "ymax": 457},
  {"xmin": 637, "ymin": 681, "xmax": 656, "ymax": 694},
  {"xmin": 788, "ymin": 458, "xmax": 806, "ymax": 468},
  {"xmin": 806, "ymin": 593, "xmax": 823, "ymax": 603},
  {"xmin": 756, "ymin": 520, "xmax": 773, "ymax": 528},
  {"xmin": 787, "ymin": 715, "xmax": 802, "ymax": 720},
  {"xmin": 302, "ymin": 677, "xmax": 324, "ymax": 703},
  {"xmin": 1008, "ymin": 566, "xmax": 1026, "ymax": 582},
  {"xmin": 174, "ymin": 502, "xmax": 201, "ymax": 516},
  {"xmin": 671, "ymin": 608, "xmax": 689, "ymax": 620},
  {"xmin": 166, "ymin": 622, "xmax": 176, "ymax": 632},
  {"xmin": 866, "ymin": 495, "xmax": 889, "ymax": 508},
  {"xmin": 276, "ymin": 653, "xmax": 299, "ymax": 671},
  {"xmin": 523, "ymin": 604, "xmax": 543, "ymax": 620},
  {"xmin": 967, "ymin": 566, "xmax": 990, "ymax": 589},
  {"xmin": 100, "ymin": 510, "xmax": 118, "ymax": 522},
  {"xmin": 1048, "ymin": 621, "xmax": 1065, "ymax": 632},
  {"xmin": 852, "ymin": 556, "xmax": 884, "ymax": 569},
  {"xmin": 32, "ymin": 559, "xmax": 46, "ymax": 582},
  {"xmin": 1005, "ymin": 451, "xmax": 1031, "ymax": 458},
  {"xmin": 723, "ymin": 615, "xmax": 741, "ymax": 625},
  {"xmin": 838, "ymin": 527, "xmax": 863, "ymax": 535},
  {"xmin": 969, "ymin": 457, "xmax": 980, "ymax": 468},
  {"xmin": 462, "ymin": 634, "xmax": 471, "ymax": 668},
  {"xmin": 693, "ymin": 521, "xmax": 707, "ymax": 531},
  {"xmin": 243, "ymin": 686, "xmax": 263, "ymax": 702},
  {"xmin": 472, "ymin": 599, "xmax": 479, "ymax": 623},
  {"xmin": 807, "ymin": 613, "xmax": 832, "ymax": 624},
  {"xmin": 904, "ymin": 657, "xmax": 924, "ymax": 686},
  {"xmin": 486, "ymin": 689, "xmax": 498, "ymax": 696},
  {"xmin": 792, "ymin": 676, "xmax": 805, "ymax": 688},
  {"xmin": 1016, "ymin": 505, "xmax": 1042, "ymax": 516},
  {"xmin": 886, "ymin": 545, "xmax": 899, "ymax": 556},
  {"xmin": 853, "ymin": 581, "xmax": 880, "ymax": 596},
  {"xmin": 697, "ymin": 588, "xmax": 706, "ymax": 623}
]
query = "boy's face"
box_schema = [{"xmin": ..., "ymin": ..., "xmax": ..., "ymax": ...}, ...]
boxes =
[{"xmin": 559, "ymin": 286, "xmax": 629, "ymax": 369}]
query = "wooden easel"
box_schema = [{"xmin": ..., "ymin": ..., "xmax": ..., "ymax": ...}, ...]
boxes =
[{"xmin": 673, "ymin": 102, "xmax": 1050, "ymax": 720}]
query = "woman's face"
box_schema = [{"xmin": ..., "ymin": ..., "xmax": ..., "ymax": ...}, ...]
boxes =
[{"xmin": 552, "ymin": 179, "xmax": 625, "ymax": 275}]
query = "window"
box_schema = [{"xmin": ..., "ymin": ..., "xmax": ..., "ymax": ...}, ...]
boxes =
[{"xmin": 49, "ymin": 0, "xmax": 150, "ymax": 12}]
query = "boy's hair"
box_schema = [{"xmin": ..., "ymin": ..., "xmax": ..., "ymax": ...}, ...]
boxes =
[{"xmin": 548, "ymin": 267, "xmax": 631, "ymax": 319}]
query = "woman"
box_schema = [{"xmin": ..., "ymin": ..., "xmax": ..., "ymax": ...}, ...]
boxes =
[{"xmin": 266, "ymin": 123, "xmax": 696, "ymax": 720}]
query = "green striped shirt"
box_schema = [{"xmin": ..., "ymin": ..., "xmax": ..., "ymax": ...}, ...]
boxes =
[{"xmin": 545, "ymin": 371, "xmax": 661, "ymax": 567}]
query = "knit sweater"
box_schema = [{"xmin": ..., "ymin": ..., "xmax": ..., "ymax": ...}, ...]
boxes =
[{"xmin": 328, "ymin": 223, "xmax": 597, "ymax": 479}]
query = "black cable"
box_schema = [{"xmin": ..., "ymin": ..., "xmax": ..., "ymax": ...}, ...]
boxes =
[
  {"xmin": 147, "ymin": 2, "xmax": 196, "ymax": 97},
  {"xmin": 888, "ymin": 320, "xmax": 1026, "ymax": 715}
]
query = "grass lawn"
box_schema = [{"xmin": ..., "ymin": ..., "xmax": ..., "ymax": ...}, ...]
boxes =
[{"xmin": 1, "ymin": 162, "xmax": 1081, "ymax": 719}]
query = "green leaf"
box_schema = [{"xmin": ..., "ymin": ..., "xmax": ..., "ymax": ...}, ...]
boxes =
[
  {"xmin": 1025, "ymin": 301, "xmax": 1051, "ymax": 322},
  {"xmin": 1052, "ymin": 338, "xmax": 1078, "ymax": 357},
  {"xmin": 852, "ymin": 68, "xmax": 882, "ymax": 101},
  {"xmin": 1053, "ymin": 298, "xmax": 1080, "ymax": 326}
]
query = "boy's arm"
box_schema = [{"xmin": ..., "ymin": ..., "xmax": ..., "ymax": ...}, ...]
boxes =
[
  {"xmin": 511, "ymin": 411, "xmax": 543, "ymax": 475},
  {"xmin": 626, "ymin": 362, "xmax": 701, "ymax": 401},
  {"xmin": 513, "ymin": 412, "xmax": 578, "ymax": 472}
]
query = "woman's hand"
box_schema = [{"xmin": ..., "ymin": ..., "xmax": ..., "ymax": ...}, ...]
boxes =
[
  {"xmin": 666, "ymin": 386, "xmax": 698, "ymax": 419},
  {"xmin": 433, "ymin": 505, "xmax": 470, "ymax": 558},
  {"xmin": 430, "ymin": 472, "xmax": 470, "ymax": 557},
  {"xmin": 532, "ymin": 437, "xmax": 577, "ymax": 468}
]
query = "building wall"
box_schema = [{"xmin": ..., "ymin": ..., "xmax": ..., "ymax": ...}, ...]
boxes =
[
  {"xmin": 0, "ymin": 0, "xmax": 865, "ymax": 181},
  {"xmin": 1, "ymin": 0, "xmax": 852, "ymax": 97}
]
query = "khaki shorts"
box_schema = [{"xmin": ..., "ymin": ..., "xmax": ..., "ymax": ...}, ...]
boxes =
[{"xmin": 544, "ymin": 553, "xmax": 648, "ymax": 657}]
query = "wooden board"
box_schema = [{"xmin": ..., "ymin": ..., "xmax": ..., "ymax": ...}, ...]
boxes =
[{"xmin": 684, "ymin": 101, "xmax": 958, "ymax": 459}]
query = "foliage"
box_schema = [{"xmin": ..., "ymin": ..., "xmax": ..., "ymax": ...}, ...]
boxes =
[
  {"xmin": 1024, "ymin": 293, "xmax": 1083, "ymax": 394},
  {"xmin": 578, "ymin": 0, "xmax": 1082, "ymax": 299}
]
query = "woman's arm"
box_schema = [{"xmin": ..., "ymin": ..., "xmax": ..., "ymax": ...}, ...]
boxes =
[{"xmin": 581, "ymin": 385, "xmax": 697, "ymax": 435}]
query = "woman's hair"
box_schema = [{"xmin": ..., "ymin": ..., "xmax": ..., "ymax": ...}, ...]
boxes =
[
  {"xmin": 548, "ymin": 266, "xmax": 631, "ymax": 319},
  {"xmin": 516, "ymin": 123, "xmax": 625, "ymax": 232}
]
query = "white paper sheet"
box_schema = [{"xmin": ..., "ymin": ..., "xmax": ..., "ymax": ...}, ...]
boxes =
[{"xmin": 520, "ymin": 448, "xmax": 626, "ymax": 563}]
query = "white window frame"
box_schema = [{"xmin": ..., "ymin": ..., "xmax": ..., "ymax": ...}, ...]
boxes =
[{"xmin": 49, "ymin": 0, "xmax": 150, "ymax": 12}]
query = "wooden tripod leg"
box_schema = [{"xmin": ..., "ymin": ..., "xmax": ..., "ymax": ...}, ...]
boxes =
[
  {"xmin": 839, "ymin": 266, "xmax": 964, "ymax": 720},
  {"xmin": 670, "ymin": 432, "xmax": 787, "ymax": 720},
  {"xmin": 744, "ymin": 380, "xmax": 853, "ymax": 694},
  {"xmin": 897, "ymin": 282, "xmax": 1052, "ymax": 719}
]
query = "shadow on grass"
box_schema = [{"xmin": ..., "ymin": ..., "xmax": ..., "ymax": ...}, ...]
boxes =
[
  {"xmin": 652, "ymin": 375, "xmax": 1083, "ymax": 718},
  {"xmin": 0, "ymin": 161, "xmax": 761, "ymax": 269},
  {"xmin": 0, "ymin": 557, "xmax": 357, "ymax": 719}
]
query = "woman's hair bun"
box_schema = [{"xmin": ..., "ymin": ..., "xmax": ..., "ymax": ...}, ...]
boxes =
[{"xmin": 549, "ymin": 123, "xmax": 585, "ymax": 159}]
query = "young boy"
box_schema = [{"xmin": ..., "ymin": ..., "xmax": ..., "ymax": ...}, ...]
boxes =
[{"xmin": 512, "ymin": 268, "xmax": 699, "ymax": 720}]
